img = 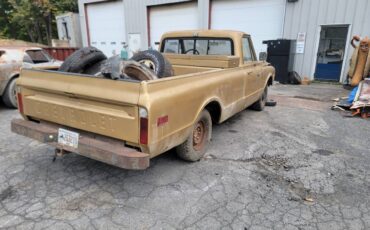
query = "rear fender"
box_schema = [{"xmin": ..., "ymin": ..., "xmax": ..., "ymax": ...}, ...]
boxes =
[
  {"xmin": 195, "ymin": 97, "xmax": 224, "ymax": 124},
  {"xmin": 176, "ymin": 97, "xmax": 223, "ymax": 148}
]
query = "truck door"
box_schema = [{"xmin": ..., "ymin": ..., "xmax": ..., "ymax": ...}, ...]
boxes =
[{"xmin": 242, "ymin": 36, "xmax": 261, "ymax": 103}]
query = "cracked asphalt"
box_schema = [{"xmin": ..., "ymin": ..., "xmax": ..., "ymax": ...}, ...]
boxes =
[{"xmin": 0, "ymin": 83, "xmax": 370, "ymax": 229}]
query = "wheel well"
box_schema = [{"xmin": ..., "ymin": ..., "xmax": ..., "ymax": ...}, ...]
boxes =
[
  {"xmin": 205, "ymin": 101, "xmax": 221, "ymax": 124},
  {"xmin": 268, "ymin": 76, "xmax": 273, "ymax": 86},
  {"xmin": 9, "ymin": 74, "xmax": 19, "ymax": 82}
]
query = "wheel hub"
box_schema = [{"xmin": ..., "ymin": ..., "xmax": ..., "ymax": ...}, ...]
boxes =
[
  {"xmin": 193, "ymin": 121, "xmax": 205, "ymax": 150},
  {"xmin": 139, "ymin": 59, "xmax": 156, "ymax": 72}
]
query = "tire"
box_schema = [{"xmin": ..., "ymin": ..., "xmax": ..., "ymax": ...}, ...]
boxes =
[
  {"xmin": 130, "ymin": 50, "xmax": 173, "ymax": 78},
  {"xmin": 250, "ymin": 86, "xmax": 268, "ymax": 111},
  {"xmin": 2, "ymin": 78, "xmax": 17, "ymax": 109},
  {"xmin": 83, "ymin": 59, "xmax": 107, "ymax": 76},
  {"xmin": 288, "ymin": 71, "xmax": 301, "ymax": 84},
  {"xmin": 265, "ymin": 100, "xmax": 277, "ymax": 107},
  {"xmin": 176, "ymin": 110, "xmax": 212, "ymax": 162},
  {"xmin": 58, "ymin": 47, "xmax": 107, "ymax": 73}
]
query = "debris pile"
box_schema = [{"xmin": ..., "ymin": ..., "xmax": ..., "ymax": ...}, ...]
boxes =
[
  {"xmin": 332, "ymin": 79, "xmax": 370, "ymax": 119},
  {"xmin": 332, "ymin": 35, "xmax": 370, "ymax": 119}
]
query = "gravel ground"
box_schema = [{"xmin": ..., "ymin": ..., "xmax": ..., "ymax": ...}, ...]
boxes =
[{"xmin": 0, "ymin": 83, "xmax": 369, "ymax": 230}]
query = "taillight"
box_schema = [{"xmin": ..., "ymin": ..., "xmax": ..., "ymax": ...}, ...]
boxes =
[
  {"xmin": 139, "ymin": 107, "xmax": 148, "ymax": 145},
  {"xmin": 17, "ymin": 93, "xmax": 24, "ymax": 114}
]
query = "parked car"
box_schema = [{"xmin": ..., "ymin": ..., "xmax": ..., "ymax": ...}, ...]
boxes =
[
  {"xmin": 0, "ymin": 47, "xmax": 62, "ymax": 108},
  {"xmin": 11, "ymin": 30, "xmax": 275, "ymax": 170}
]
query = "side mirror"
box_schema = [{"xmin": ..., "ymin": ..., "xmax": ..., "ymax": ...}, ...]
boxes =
[{"xmin": 259, "ymin": 52, "xmax": 267, "ymax": 61}]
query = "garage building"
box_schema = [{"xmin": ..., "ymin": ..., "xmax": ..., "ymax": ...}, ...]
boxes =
[{"xmin": 78, "ymin": 0, "xmax": 370, "ymax": 83}]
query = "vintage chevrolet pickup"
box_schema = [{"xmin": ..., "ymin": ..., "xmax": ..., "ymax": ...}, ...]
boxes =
[{"xmin": 11, "ymin": 30, "xmax": 275, "ymax": 170}]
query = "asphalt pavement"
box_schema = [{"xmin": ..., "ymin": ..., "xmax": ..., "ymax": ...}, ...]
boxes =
[{"xmin": 0, "ymin": 83, "xmax": 369, "ymax": 230}]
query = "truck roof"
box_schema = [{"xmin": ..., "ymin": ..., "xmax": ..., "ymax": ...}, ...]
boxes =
[{"xmin": 161, "ymin": 30, "xmax": 249, "ymax": 40}]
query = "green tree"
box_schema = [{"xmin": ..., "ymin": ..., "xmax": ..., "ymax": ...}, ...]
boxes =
[
  {"xmin": 0, "ymin": 0, "xmax": 78, "ymax": 45},
  {"xmin": 0, "ymin": 1, "xmax": 27, "ymax": 40}
]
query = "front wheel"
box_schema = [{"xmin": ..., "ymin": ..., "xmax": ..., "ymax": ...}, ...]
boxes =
[
  {"xmin": 250, "ymin": 86, "xmax": 268, "ymax": 111},
  {"xmin": 2, "ymin": 78, "xmax": 17, "ymax": 108},
  {"xmin": 176, "ymin": 110, "xmax": 212, "ymax": 161}
]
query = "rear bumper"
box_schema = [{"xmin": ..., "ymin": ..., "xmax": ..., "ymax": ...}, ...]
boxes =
[{"xmin": 11, "ymin": 119, "xmax": 149, "ymax": 170}]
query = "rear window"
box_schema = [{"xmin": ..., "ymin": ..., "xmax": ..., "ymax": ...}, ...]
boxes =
[
  {"xmin": 24, "ymin": 50, "xmax": 52, "ymax": 64},
  {"xmin": 161, "ymin": 38, "xmax": 234, "ymax": 56}
]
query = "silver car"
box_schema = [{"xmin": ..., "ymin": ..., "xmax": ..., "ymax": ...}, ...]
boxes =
[{"xmin": 0, "ymin": 47, "xmax": 62, "ymax": 108}]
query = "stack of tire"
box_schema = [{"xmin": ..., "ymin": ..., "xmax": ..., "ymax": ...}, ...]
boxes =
[{"xmin": 58, "ymin": 47, "xmax": 173, "ymax": 80}]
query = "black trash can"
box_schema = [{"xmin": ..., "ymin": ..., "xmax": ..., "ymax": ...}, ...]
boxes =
[{"xmin": 263, "ymin": 39, "xmax": 296, "ymax": 84}]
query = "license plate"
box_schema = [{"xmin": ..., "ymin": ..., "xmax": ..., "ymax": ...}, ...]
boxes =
[{"xmin": 58, "ymin": 128, "xmax": 79, "ymax": 149}]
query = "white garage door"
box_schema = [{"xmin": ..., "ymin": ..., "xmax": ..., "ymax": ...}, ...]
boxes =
[
  {"xmin": 87, "ymin": 1, "xmax": 126, "ymax": 57},
  {"xmin": 149, "ymin": 2, "xmax": 198, "ymax": 49},
  {"xmin": 211, "ymin": 0, "xmax": 285, "ymax": 55}
]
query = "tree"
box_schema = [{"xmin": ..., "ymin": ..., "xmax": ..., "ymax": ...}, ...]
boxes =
[
  {"xmin": 0, "ymin": 0, "xmax": 78, "ymax": 45},
  {"xmin": 0, "ymin": 0, "xmax": 27, "ymax": 40}
]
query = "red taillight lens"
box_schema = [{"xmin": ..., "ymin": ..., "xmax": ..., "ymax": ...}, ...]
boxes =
[
  {"xmin": 139, "ymin": 107, "xmax": 148, "ymax": 145},
  {"xmin": 17, "ymin": 93, "xmax": 24, "ymax": 114},
  {"xmin": 140, "ymin": 117, "xmax": 148, "ymax": 144}
]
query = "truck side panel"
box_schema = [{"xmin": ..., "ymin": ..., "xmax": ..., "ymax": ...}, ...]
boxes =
[{"xmin": 139, "ymin": 64, "xmax": 273, "ymax": 157}]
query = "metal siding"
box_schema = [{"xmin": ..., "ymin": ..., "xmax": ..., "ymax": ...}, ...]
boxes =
[
  {"xmin": 284, "ymin": 0, "xmax": 370, "ymax": 82},
  {"xmin": 303, "ymin": 1, "xmax": 319, "ymax": 79},
  {"xmin": 198, "ymin": 0, "xmax": 210, "ymax": 29}
]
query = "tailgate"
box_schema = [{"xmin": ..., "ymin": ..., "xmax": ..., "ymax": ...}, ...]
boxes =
[{"xmin": 17, "ymin": 69, "xmax": 141, "ymax": 144}]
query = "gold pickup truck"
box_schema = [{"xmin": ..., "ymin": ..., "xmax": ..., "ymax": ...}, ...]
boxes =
[{"xmin": 11, "ymin": 30, "xmax": 275, "ymax": 170}]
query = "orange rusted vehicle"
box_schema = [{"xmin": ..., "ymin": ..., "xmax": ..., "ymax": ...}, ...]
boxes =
[
  {"xmin": 11, "ymin": 30, "xmax": 275, "ymax": 170},
  {"xmin": 0, "ymin": 47, "xmax": 62, "ymax": 108}
]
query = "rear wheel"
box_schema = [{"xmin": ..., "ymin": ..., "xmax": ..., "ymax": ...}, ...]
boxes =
[
  {"xmin": 250, "ymin": 86, "xmax": 268, "ymax": 111},
  {"xmin": 2, "ymin": 78, "xmax": 17, "ymax": 108},
  {"xmin": 176, "ymin": 110, "xmax": 212, "ymax": 161}
]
